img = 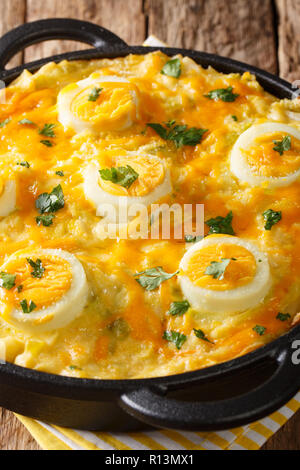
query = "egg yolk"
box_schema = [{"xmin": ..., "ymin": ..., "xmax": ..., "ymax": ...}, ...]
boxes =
[
  {"xmin": 69, "ymin": 80, "xmax": 139, "ymax": 132},
  {"xmin": 0, "ymin": 254, "xmax": 72, "ymax": 310},
  {"xmin": 184, "ymin": 243, "xmax": 257, "ymax": 291},
  {"xmin": 242, "ymin": 132, "xmax": 300, "ymax": 177},
  {"xmin": 98, "ymin": 155, "xmax": 166, "ymax": 197}
]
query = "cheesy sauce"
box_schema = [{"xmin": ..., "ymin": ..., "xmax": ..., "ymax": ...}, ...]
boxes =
[{"xmin": 0, "ymin": 51, "xmax": 299, "ymax": 379}]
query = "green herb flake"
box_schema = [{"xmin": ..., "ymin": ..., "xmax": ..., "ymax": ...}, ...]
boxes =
[
  {"xmin": 147, "ymin": 121, "xmax": 207, "ymax": 148},
  {"xmin": 205, "ymin": 86, "xmax": 239, "ymax": 102},
  {"xmin": 161, "ymin": 58, "xmax": 181, "ymax": 78},
  {"xmin": 17, "ymin": 161, "xmax": 30, "ymax": 168},
  {"xmin": 88, "ymin": 87, "xmax": 103, "ymax": 102},
  {"xmin": 99, "ymin": 165, "xmax": 139, "ymax": 189},
  {"xmin": 184, "ymin": 234, "xmax": 203, "ymax": 243},
  {"xmin": 253, "ymin": 325, "xmax": 266, "ymax": 336},
  {"xmin": 135, "ymin": 266, "xmax": 179, "ymax": 291},
  {"xmin": 167, "ymin": 300, "xmax": 190, "ymax": 317},
  {"xmin": 163, "ymin": 330, "xmax": 187, "ymax": 350},
  {"xmin": 0, "ymin": 119, "xmax": 11, "ymax": 128},
  {"xmin": 273, "ymin": 135, "xmax": 291, "ymax": 156},
  {"xmin": 56, "ymin": 171, "xmax": 64, "ymax": 177},
  {"xmin": 107, "ymin": 318, "xmax": 131, "ymax": 339},
  {"xmin": 40, "ymin": 140, "xmax": 53, "ymax": 147},
  {"xmin": 232, "ymin": 115, "xmax": 238, "ymax": 121},
  {"xmin": 263, "ymin": 209, "xmax": 282, "ymax": 230},
  {"xmin": 0, "ymin": 272, "xmax": 16, "ymax": 290},
  {"xmin": 39, "ymin": 123, "xmax": 56, "ymax": 138},
  {"xmin": 204, "ymin": 258, "xmax": 231, "ymax": 280},
  {"xmin": 36, "ymin": 214, "xmax": 55, "ymax": 227},
  {"xmin": 205, "ymin": 211, "xmax": 235, "ymax": 235},
  {"xmin": 20, "ymin": 299, "xmax": 37, "ymax": 314},
  {"xmin": 17, "ymin": 285, "xmax": 23, "ymax": 293},
  {"xmin": 35, "ymin": 184, "xmax": 64, "ymax": 214},
  {"xmin": 69, "ymin": 365, "xmax": 82, "ymax": 371},
  {"xmin": 27, "ymin": 258, "xmax": 45, "ymax": 279},
  {"xmin": 276, "ymin": 312, "xmax": 291, "ymax": 322},
  {"xmin": 193, "ymin": 328, "xmax": 214, "ymax": 344},
  {"xmin": 19, "ymin": 119, "xmax": 35, "ymax": 125}
]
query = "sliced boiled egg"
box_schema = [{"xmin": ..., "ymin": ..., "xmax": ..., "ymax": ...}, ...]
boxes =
[
  {"xmin": 83, "ymin": 154, "xmax": 172, "ymax": 222},
  {"xmin": 0, "ymin": 249, "xmax": 88, "ymax": 333},
  {"xmin": 230, "ymin": 123, "xmax": 300, "ymax": 187},
  {"xmin": 0, "ymin": 179, "xmax": 16, "ymax": 217},
  {"xmin": 57, "ymin": 73, "xmax": 140, "ymax": 133},
  {"xmin": 179, "ymin": 235, "xmax": 271, "ymax": 314}
]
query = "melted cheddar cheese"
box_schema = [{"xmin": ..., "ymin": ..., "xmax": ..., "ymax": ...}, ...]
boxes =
[{"xmin": 0, "ymin": 51, "xmax": 299, "ymax": 379}]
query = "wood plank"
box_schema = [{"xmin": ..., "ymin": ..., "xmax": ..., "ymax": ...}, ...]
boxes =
[
  {"xmin": 0, "ymin": 0, "xmax": 26, "ymax": 68},
  {"xmin": 145, "ymin": 0, "xmax": 278, "ymax": 73},
  {"xmin": 0, "ymin": 409, "xmax": 40, "ymax": 450},
  {"xmin": 25, "ymin": 0, "xmax": 145, "ymax": 62},
  {"xmin": 262, "ymin": 409, "xmax": 300, "ymax": 450},
  {"xmin": 276, "ymin": 0, "xmax": 300, "ymax": 82}
]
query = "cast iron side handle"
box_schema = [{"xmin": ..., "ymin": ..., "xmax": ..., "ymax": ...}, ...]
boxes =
[
  {"xmin": 119, "ymin": 336, "xmax": 300, "ymax": 431},
  {"xmin": 0, "ymin": 18, "xmax": 127, "ymax": 70}
]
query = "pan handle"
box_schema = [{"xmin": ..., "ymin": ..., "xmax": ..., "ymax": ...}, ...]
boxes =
[
  {"xmin": 0, "ymin": 18, "xmax": 127, "ymax": 70},
  {"xmin": 120, "ymin": 336, "xmax": 300, "ymax": 431}
]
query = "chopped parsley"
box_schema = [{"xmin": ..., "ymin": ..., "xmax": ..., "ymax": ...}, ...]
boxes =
[
  {"xmin": 263, "ymin": 209, "xmax": 282, "ymax": 230},
  {"xmin": 147, "ymin": 121, "xmax": 208, "ymax": 148},
  {"xmin": 36, "ymin": 214, "xmax": 55, "ymax": 227},
  {"xmin": 99, "ymin": 165, "xmax": 139, "ymax": 189},
  {"xmin": 0, "ymin": 119, "xmax": 10, "ymax": 128},
  {"xmin": 27, "ymin": 258, "xmax": 45, "ymax": 279},
  {"xmin": 193, "ymin": 328, "xmax": 214, "ymax": 344},
  {"xmin": 205, "ymin": 211, "xmax": 235, "ymax": 235},
  {"xmin": 161, "ymin": 58, "xmax": 181, "ymax": 78},
  {"xmin": 17, "ymin": 285, "xmax": 23, "ymax": 293},
  {"xmin": 276, "ymin": 312, "xmax": 291, "ymax": 322},
  {"xmin": 163, "ymin": 330, "xmax": 187, "ymax": 350},
  {"xmin": 36, "ymin": 184, "xmax": 64, "ymax": 214},
  {"xmin": 17, "ymin": 161, "xmax": 30, "ymax": 168},
  {"xmin": 19, "ymin": 119, "xmax": 35, "ymax": 125},
  {"xmin": 204, "ymin": 86, "xmax": 239, "ymax": 102},
  {"xmin": 253, "ymin": 325, "xmax": 266, "ymax": 336},
  {"xmin": 204, "ymin": 258, "xmax": 231, "ymax": 280},
  {"xmin": 88, "ymin": 87, "xmax": 103, "ymax": 102},
  {"xmin": 184, "ymin": 234, "xmax": 202, "ymax": 243},
  {"xmin": 39, "ymin": 123, "xmax": 56, "ymax": 138},
  {"xmin": 135, "ymin": 266, "xmax": 179, "ymax": 291},
  {"xmin": 0, "ymin": 272, "xmax": 16, "ymax": 290},
  {"xmin": 167, "ymin": 300, "xmax": 190, "ymax": 317},
  {"xmin": 273, "ymin": 135, "xmax": 291, "ymax": 156},
  {"xmin": 20, "ymin": 299, "xmax": 37, "ymax": 314},
  {"xmin": 69, "ymin": 365, "xmax": 82, "ymax": 371},
  {"xmin": 232, "ymin": 115, "xmax": 238, "ymax": 121},
  {"xmin": 56, "ymin": 171, "xmax": 64, "ymax": 177},
  {"xmin": 40, "ymin": 140, "xmax": 53, "ymax": 147}
]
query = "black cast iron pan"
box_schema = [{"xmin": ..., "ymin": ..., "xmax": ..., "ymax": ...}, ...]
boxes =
[{"xmin": 0, "ymin": 18, "xmax": 299, "ymax": 432}]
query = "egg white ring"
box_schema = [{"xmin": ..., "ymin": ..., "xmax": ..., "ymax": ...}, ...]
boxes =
[
  {"xmin": 230, "ymin": 123, "xmax": 300, "ymax": 187},
  {"xmin": 179, "ymin": 236, "xmax": 271, "ymax": 314},
  {"xmin": 57, "ymin": 75, "xmax": 139, "ymax": 133},
  {"xmin": 83, "ymin": 162, "xmax": 172, "ymax": 223},
  {"xmin": 0, "ymin": 180, "xmax": 16, "ymax": 217},
  {"xmin": 1, "ymin": 249, "xmax": 89, "ymax": 333}
]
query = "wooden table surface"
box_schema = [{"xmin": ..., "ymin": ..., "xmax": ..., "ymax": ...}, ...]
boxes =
[{"xmin": 0, "ymin": 0, "xmax": 299, "ymax": 450}]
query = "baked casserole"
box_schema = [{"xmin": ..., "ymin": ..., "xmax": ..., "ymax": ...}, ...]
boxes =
[{"xmin": 0, "ymin": 51, "xmax": 299, "ymax": 379}]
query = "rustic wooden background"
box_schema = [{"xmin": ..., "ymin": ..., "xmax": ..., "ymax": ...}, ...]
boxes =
[{"xmin": 0, "ymin": 0, "xmax": 299, "ymax": 450}]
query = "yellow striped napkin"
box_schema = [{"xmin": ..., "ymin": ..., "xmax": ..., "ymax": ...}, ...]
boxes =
[
  {"xmin": 15, "ymin": 391, "xmax": 300, "ymax": 450},
  {"xmin": 13, "ymin": 36, "xmax": 300, "ymax": 451}
]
